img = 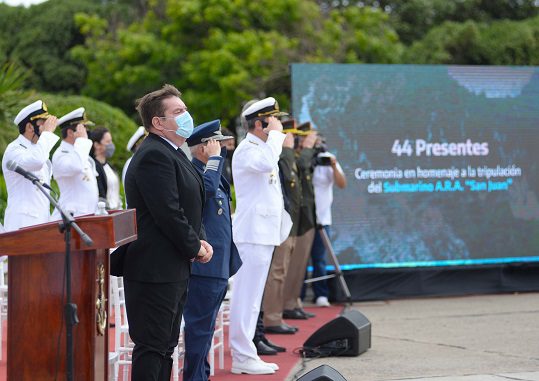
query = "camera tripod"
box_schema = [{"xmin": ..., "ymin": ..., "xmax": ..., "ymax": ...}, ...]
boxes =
[{"xmin": 304, "ymin": 227, "xmax": 352, "ymax": 304}]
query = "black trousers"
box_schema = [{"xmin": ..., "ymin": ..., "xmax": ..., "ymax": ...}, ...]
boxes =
[
  {"xmin": 253, "ymin": 310, "xmax": 265, "ymax": 343},
  {"xmin": 124, "ymin": 279, "xmax": 189, "ymax": 381}
]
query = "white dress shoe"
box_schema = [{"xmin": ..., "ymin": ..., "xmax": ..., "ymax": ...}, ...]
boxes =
[
  {"xmin": 261, "ymin": 360, "xmax": 279, "ymax": 371},
  {"xmin": 231, "ymin": 358, "xmax": 275, "ymax": 374},
  {"xmin": 316, "ymin": 296, "xmax": 331, "ymax": 307}
]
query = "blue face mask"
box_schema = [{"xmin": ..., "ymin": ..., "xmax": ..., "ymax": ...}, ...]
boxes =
[{"xmin": 174, "ymin": 111, "xmax": 194, "ymax": 138}]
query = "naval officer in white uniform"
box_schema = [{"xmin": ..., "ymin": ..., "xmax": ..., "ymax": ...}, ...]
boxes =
[
  {"xmin": 1, "ymin": 100, "xmax": 59, "ymax": 231},
  {"xmin": 51, "ymin": 107, "xmax": 98, "ymax": 219},
  {"xmin": 121, "ymin": 126, "xmax": 146, "ymax": 186},
  {"xmin": 229, "ymin": 97, "xmax": 292, "ymax": 375}
]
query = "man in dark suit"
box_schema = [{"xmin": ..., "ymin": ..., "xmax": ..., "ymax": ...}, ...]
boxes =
[
  {"xmin": 183, "ymin": 120, "xmax": 242, "ymax": 381},
  {"xmin": 123, "ymin": 84, "xmax": 213, "ymax": 381}
]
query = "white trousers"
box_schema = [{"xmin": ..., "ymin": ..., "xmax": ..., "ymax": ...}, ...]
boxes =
[{"xmin": 229, "ymin": 243, "xmax": 274, "ymax": 362}]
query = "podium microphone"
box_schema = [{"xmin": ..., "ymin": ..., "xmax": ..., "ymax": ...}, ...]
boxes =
[{"xmin": 7, "ymin": 160, "xmax": 53, "ymax": 191}]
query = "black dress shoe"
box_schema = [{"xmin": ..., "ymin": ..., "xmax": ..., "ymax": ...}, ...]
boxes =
[
  {"xmin": 283, "ymin": 323, "xmax": 298, "ymax": 332},
  {"xmin": 264, "ymin": 324, "xmax": 297, "ymax": 334},
  {"xmin": 255, "ymin": 340, "xmax": 278, "ymax": 355},
  {"xmin": 262, "ymin": 337, "xmax": 286, "ymax": 352},
  {"xmin": 283, "ymin": 309, "xmax": 308, "ymax": 320},
  {"xmin": 297, "ymin": 308, "xmax": 316, "ymax": 318}
]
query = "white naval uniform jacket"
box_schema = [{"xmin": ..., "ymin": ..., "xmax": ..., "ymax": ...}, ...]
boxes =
[
  {"xmin": 1, "ymin": 131, "xmax": 59, "ymax": 231},
  {"xmin": 232, "ymin": 130, "xmax": 292, "ymax": 246},
  {"xmin": 51, "ymin": 138, "xmax": 99, "ymax": 219}
]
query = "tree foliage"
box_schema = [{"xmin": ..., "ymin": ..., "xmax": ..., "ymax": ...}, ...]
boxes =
[
  {"xmin": 0, "ymin": 0, "xmax": 144, "ymax": 94},
  {"xmin": 0, "ymin": 62, "xmax": 32, "ymax": 154},
  {"xmin": 0, "ymin": 0, "xmax": 97, "ymax": 93},
  {"xmin": 319, "ymin": 0, "xmax": 539, "ymax": 44},
  {"xmin": 2, "ymin": 0, "xmax": 537, "ymax": 129},
  {"xmin": 73, "ymin": 0, "xmax": 403, "ymax": 128},
  {"xmin": 404, "ymin": 16, "xmax": 539, "ymax": 65}
]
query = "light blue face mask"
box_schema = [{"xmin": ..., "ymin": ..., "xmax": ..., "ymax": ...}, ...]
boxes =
[{"xmin": 174, "ymin": 111, "xmax": 194, "ymax": 138}]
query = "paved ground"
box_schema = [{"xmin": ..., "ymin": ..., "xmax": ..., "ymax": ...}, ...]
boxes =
[{"xmin": 287, "ymin": 293, "xmax": 539, "ymax": 381}]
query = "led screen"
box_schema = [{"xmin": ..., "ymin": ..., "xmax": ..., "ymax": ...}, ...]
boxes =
[{"xmin": 291, "ymin": 64, "xmax": 539, "ymax": 269}]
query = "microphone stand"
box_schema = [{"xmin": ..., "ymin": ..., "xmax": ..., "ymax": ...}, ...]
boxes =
[{"xmin": 30, "ymin": 178, "xmax": 93, "ymax": 381}]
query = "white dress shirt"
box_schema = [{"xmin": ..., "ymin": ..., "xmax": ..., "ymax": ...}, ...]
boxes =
[
  {"xmin": 104, "ymin": 163, "xmax": 122, "ymax": 209},
  {"xmin": 1, "ymin": 131, "xmax": 59, "ymax": 231},
  {"xmin": 312, "ymin": 158, "xmax": 343, "ymax": 226},
  {"xmin": 52, "ymin": 138, "xmax": 99, "ymax": 218}
]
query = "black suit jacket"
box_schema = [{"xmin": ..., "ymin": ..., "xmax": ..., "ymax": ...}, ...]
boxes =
[
  {"xmin": 92, "ymin": 157, "xmax": 107, "ymax": 201},
  {"xmin": 122, "ymin": 133, "xmax": 205, "ymax": 283}
]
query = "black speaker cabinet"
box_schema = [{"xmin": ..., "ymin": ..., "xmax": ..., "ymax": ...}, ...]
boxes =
[
  {"xmin": 303, "ymin": 309, "xmax": 371, "ymax": 357},
  {"xmin": 297, "ymin": 365, "xmax": 348, "ymax": 381}
]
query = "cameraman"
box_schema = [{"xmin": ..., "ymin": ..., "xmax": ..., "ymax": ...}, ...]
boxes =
[{"xmin": 304, "ymin": 135, "xmax": 346, "ymax": 307}]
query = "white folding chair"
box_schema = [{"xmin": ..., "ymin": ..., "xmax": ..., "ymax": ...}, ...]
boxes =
[
  {"xmin": 209, "ymin": 304, "xmax": 225, "ymax": 375},
  {"xmin": 172, "ymin": 318, "xmax": 185, "ymax": 381},
  {"xmin": 221, "ymin": 277, "xmax": 233, "ymax": 327},
  {"xmin": 108, "ymin": 352, "xmax": 119, "ymax": 381},
  {"xmin": 110, "ymin": 276, "xmax": 133, "ymax": 381}
]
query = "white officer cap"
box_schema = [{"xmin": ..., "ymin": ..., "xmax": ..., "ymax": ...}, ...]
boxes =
[
  {"xmin": 241, "ymin": 97, "xmax": 288, "ymax": 120},
  {"xmin": 58, "ymin": 107, "xmax": 94, "ymax": 129},
  {"xmin": 126, "ymin": 126, "xmax": 146, "ymax": 152},
  {"xmin": 14, "ymin": 100, "xmax": 50, "ymax": 127}
]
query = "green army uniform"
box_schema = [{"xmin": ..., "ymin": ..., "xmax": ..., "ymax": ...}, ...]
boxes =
[
  {"xmin": 283, "ymin": 146, "xmax": 317, "ymax": 312},
  {"xmin": 263, "ymin": 146, "xmax": 303, "ymax": 327}
]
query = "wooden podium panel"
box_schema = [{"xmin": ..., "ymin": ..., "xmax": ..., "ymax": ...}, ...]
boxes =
[{"xmin": 0, "ymin": 209, "xmax": 136, "ymax": 381}]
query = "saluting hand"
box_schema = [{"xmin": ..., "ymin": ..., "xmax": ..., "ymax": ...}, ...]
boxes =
[
  {"xmin": 74, "ymin": 124, "xmax": 88, "ymax": 139},
  {"xmin": 302, "ymin": 131, "xmax": 318, "ymax": 149},
  {"xmin": 42, "ymin": 116, "xmax": 58, "ymax": 133},
  {"xmin": 196, "ymin": 240, "xmax": 213, "ymax": 263},
  {"xmin": 283, "ymin": 132, "xmax": 294, "ymax": 148},
  {"xmin": 263, "ymin": 116, "xmax": 283, "ymax": 134},
  {"xmin": 205, "ymin": 139, "xmax": 221, "ymax": 157}
]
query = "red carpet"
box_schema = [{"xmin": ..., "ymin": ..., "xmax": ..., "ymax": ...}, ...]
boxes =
[
  {"xmin": 0, "ymin": 305, "xmax": 342, "ymax": 380},
  {"xmin": 212, "ymin": 305, "xmax": 342, "ymax": 381}
]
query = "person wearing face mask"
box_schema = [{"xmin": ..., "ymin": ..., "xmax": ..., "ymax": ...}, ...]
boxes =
[
  {"xmin": 1, "ymin": 100, "xmax": 59, "ymax": 231},
  {"xmin": 118, "ymin": 84, "xmax": 212, "ymax": 381},
  {"xmin": 51, "ymin": 107, "xmax": 99, "ymax": 219},
  {"xmin": 229, "ymin": 97, "xmax": 292, "ymax": 375},
  {"xmin": 183, "ymin": 120, "xmax": 242, "ymax": 381},
  {"xmin": 89, "ymin": 127, "xmax": 122, "ymax": 210}
]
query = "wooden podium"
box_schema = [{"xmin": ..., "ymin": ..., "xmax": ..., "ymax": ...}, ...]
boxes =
[{"xmin": 0, "ymin": 209, "xmax": 137, "ymax": 380}]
